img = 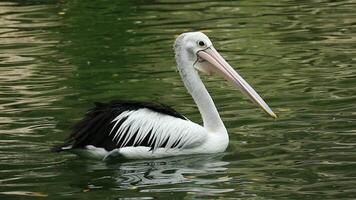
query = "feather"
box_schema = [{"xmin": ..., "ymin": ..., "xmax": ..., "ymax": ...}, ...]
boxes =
[{"xmin": 52, "ymin": 100, "xmax": 207, "ymax": 152}]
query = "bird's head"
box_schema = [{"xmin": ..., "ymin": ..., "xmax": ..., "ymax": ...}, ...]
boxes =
[{"xmin": 174, "ymin": 32, "xmax": 277, "ymax": 118}]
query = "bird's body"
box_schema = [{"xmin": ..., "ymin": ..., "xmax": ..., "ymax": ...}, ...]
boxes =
[
  {"xmin": 53, "ymin": 32, "xmax": 276, "ymax": 160},
  {"xmin": 53, "ymin": 100, "xmax": 228, "ymax": 160}
]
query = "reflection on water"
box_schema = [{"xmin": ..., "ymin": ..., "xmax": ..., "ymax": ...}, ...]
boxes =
[
  {"xmin": 0, "ymin": 2, "xmax": 70, "ymax": 137},
  {"xmin": 0, "ymin": 2, "xmax": 74, "ymax": 198},
  {"xmin": 0, "ymin": 0, "xmax": 356, "ymax": 199},
  {"xmin": 104, "ymin": 154, "xmax": 229, "ymax": 190}
]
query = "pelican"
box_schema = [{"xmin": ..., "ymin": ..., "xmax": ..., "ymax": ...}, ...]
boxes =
[{"xmin": 52, "ymin": 32, "xmax": 276, "ymax": 160}]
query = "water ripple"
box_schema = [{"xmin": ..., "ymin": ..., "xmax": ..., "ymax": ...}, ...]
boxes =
[{"xmin": 0, "ymin": 0, "xmax": 356, "ymax": 199}]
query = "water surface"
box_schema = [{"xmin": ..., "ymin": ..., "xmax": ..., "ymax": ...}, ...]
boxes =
[{"xmin": 0, "ymin": 0, "xmax": 355, "ymax": 199}]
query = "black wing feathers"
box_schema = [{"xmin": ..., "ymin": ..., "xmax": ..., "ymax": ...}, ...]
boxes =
[{"xmin": 52, "ymin": 100, "xmax": 186, "ymax": 152}]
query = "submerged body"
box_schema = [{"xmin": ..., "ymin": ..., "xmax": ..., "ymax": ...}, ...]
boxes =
[{"xmin": 53, "ymin": 32, "xmax": 276, "ymax": 160}]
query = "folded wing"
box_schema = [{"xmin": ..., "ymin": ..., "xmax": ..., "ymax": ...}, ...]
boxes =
[{"xmin": 52, "ymin": 101, "xmax": 207, "ymax": 152}]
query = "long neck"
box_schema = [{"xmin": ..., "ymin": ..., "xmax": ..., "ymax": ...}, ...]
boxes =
[{"xmin": 176, "ymin": 52, "xmax": 226, "ymax": 133}]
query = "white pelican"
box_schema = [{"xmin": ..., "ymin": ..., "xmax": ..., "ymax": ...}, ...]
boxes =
[{"xmin": 52, "ymin": 32, "xmax": 276, "ymax": 160}]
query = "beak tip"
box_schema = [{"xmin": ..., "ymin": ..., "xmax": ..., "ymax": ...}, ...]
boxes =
[{"xmin": 270, "ymin": 112, "xmax": 278, "ymax": 119}]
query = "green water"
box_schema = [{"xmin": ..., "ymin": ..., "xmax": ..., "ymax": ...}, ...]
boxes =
[{"xmin": 0, "ymin": 0, "xmax": 355, "ymax": 199}]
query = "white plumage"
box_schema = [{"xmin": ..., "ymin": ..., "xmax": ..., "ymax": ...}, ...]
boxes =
[{"xmin": 109, "ymin": 108, "xmax": 207, "ymax": 151}]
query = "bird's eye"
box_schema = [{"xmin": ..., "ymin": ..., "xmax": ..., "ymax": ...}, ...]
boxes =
[{"xmin": 198, "ymin": 41, "xmax": 206, "ymax": 47}]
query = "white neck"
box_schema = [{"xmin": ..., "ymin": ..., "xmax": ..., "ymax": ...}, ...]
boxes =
[{"xmin": 175, "ymin": 51, "xmax": 226, "ymax": 133}]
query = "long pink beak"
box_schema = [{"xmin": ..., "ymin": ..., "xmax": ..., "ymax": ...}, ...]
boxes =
[{"xmin": 197, "ymin": 47, "xmax": 277, "ymax": 118}]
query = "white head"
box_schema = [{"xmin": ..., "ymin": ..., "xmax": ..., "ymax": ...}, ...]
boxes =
[
  {"xmin": 174, "ymin": 32, "xmax": 213, "ymax": 74},
  {"xmin": 174, "ymin": 32, "xmax": 277, "ymax": 118}
]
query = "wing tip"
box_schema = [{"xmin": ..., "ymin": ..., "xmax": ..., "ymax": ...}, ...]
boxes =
[{"xmin": 51, "ymin": 144, "xmax": 73, "ymax": 152}]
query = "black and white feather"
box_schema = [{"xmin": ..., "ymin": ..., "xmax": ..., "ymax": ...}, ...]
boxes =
[{"xmin": 52, "ymin": 100, "xmax": 208, "ymax": 159}]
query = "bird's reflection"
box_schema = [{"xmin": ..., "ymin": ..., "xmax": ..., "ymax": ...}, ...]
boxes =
[{"xmin": 78, "ymin": 153, "xmax": 230, "ymax": 190}]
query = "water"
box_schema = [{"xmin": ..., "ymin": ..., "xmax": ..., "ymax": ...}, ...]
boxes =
[{"xmin": 0, "ymin": 0, "xmax": 355, "ymax": 199}]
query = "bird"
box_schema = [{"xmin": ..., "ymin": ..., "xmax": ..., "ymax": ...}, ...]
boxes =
[{"xmin": 52, "ymin": 32, "xmax": 277, "ymax": 160}]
